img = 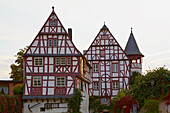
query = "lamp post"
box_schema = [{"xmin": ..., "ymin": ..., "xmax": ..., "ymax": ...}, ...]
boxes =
[{"xmin": 151, "ymin": 79, "xmax": 155, "ymax": 94}]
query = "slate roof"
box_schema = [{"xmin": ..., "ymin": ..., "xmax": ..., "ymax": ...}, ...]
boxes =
[
  {"xmin": 101, "ymin": 24, "xmax": 109, "ymax": 30},
  {"xmin": 125, "ymin": 29, "xmax": 144, "ymax": 57}
]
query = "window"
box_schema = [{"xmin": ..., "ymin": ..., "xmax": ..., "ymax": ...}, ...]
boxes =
[
  {"xmin": 33, "ymin": 76, "xmax": 41, "ymax": 87},
  {"xmin": 93, "ymin": 82, "xmax": 99, "ymax": 89},
  {"xmin": 67, "ymin": 57, "xmax": 71, "ymax": 65},
  {"xmin": 93, "ymin": 64, "xmax": 98, "ymax": 72},
  {"xmin": 50, "ymin": 20, "xmax": 56, "ymax": 26},
  {"xmin": 132, "ymin": 59, "xmax": 136, "ymax": 63},
  {"xmin": 40, "ymin": 107, "xmax": 45, "ymax": 112},
  {"xmin": 101, "ymin": 98, "xmax": 110, "ymax": 104},
  {"xmin": 56, "ymin": 57, "xmax": 59, "ymax": 65},
  {"xmin": 113, "ymin": 81, "xmax": 118, "ymax": 89},
  {"xmin": 56, "ymin": 77, "xmax": 65, "ymax": 87},
  {"xmin": 55, "ymin": 57, "xmax": 71, "ymax": 65},
  {"xmin": 100, "ymin": 50, "xmax": 105, "ymax": 57},
  {"xmin": 101, "ymin": 39, "xmax": 104, "ymax": 45},
  {"xmin": 34, "ymin": 57, "xmax": 43, "ymax": 66},
  {"xmin": 113, "ymin": 63, "xmax": 118, "ymax": 72},
  {"xmin": 61, "ymin": 58, "xmax": 66, "ymax": 65},
  {"xmin": 53, "ymin": 39, "xmax": 57, "ymax": 47},
  {"xmin": 48, "ymin": 39, "xmax": 52, "ymax": 47}
]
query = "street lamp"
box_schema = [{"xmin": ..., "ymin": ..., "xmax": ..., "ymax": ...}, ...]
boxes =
[
  {"xmin": 151, "ymin": 79, "xmax": 155, "ymax": 94},
  {"xmin": 151, "ymin": 79, "xmax": 155, "ymax": 86}
]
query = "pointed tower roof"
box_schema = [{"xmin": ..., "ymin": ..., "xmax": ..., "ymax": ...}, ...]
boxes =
[{"xmin": 125, "ymin": 28, "xmax": 144, "ymax": 57}]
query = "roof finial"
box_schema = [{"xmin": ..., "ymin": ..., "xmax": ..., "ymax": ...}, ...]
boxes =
[
  {"xmin": 131, "ymin": 27, "xmax": 133, "ymax": 33},
  {"xmin": 104, "ymin": 21, "xmax": 105, "ymax": 25},
  {"xmin": 52, "ymin": 6, "xmax": 54, "ymax": 11}
]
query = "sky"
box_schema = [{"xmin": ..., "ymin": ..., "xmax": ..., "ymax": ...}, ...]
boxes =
[{"xmin": 0, "ymin": 0, "xmax": 170, "ymax": 79}]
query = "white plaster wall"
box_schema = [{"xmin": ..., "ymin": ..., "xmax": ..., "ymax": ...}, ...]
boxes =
[
  {"xmin": 80, "ymin": 83, "xmax": 89, "ymax": 113},
  {"xmin": 23, "ymin": 99, "xmax": 68, "ymax": 113}
]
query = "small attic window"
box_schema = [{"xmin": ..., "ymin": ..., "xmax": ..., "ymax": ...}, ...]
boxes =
[{"xmin": 50, "ymin": 20, "xmax": 56, "ymax": 26}]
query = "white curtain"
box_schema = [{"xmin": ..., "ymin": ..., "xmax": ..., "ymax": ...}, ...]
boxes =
[{"xmin": 3, "ymin": 86, "xmax": 8, "ymax": 94}]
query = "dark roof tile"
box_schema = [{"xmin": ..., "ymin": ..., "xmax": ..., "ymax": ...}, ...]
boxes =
[{"xmin": 125, "ymin": 29, "xmax": 144, "ymax": 57}]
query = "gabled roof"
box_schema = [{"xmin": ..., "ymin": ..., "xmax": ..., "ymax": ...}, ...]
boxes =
[
  {"xmin": 24, "ymin": 7, "xmax": 82, "ymax": 56},
  {"xmin": 84, "ymin": 24, "xmax": 129, "ymax": 60},
  {"xmin": 124, "ymin": 28, "xmax": 144, "ymax": 57}
]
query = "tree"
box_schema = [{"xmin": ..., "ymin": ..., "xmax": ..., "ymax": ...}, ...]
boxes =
[
  {"xmin": 89, "ymin": 96, "xmax": 101, "ymax": 113},
  {"xmin": 130, "ymin": 71, "xmax": 141, "ymax": 85},
  {"xmin": 128, "ymin": 67, "xmax": 170, "ymax": 107},
  {"xmin": 89, "ymin": 96, "xmax": 109, "ymax": 113},
  {"xmin": 10, "ymin": 47, "xmax": 28, "ymax": 80},
  {"xmin": 140, "ymin": 99, "xmax": 160, "ymax": 113}
]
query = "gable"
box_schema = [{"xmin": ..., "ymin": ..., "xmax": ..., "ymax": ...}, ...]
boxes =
[
  {"xmin": 24, "ymin": 10, "xmax": 81, "ymax": 56},
  {"xmin": 85, "ymin": 25, "xmax": 129, "ymax": 60}
]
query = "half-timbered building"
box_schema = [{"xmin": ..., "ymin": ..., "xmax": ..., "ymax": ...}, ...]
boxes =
[
  {"xmin": 23, "ymin": 7, "xmax": 91, "ymax": 113},
  {"xmin": 84, "ymin": 25, "xmax": 143, "ymax": 105}
]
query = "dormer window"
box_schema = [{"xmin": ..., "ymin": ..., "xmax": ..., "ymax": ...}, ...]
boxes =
[{"xmin": 50, "ymin": 20, "xmax": 56, "ymax": 26}]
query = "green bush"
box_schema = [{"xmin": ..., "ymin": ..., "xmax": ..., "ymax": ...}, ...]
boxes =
[
  {"xmin": 12, "ymin": 83, "xmax": 24, "ymax": 95},
  {"xmin": 140, "ymin": 99, "xmax": 160, "ymax": 113}
]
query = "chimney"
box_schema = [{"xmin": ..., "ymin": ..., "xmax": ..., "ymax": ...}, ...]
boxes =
[{"xmin": 68, "ymin": 28, "xmax": 72, "ymax": 40}]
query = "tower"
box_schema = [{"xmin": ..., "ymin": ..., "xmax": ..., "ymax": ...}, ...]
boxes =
[{"xmin": 124, "ymin": 28, "xmax": 144, "ymax": 74}]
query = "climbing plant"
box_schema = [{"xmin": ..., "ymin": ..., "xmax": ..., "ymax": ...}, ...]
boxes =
[
  {"xmin": 114, "ymin": 95, "xmax": 136, "ymax": 113},
  {"xmin": 0, "ymin": 95, "xmax": 22, "ymax": 113},
  {"xmin": 89, "ymin": 88, "xmax": 128, "ymax": 113},
  {"xmin": 140, "ymin": 99, "xmax": 160, "ymax": 113},
  {"xmin": 67, "ymin": 88, "xmax": 83, "ymax": 113},
  {"xmin": 89, "ymin": 96, "xmax": 109, "ymax": 113},
  {"xmin": 128, "ymin": 67, "xmax": 170, "ymax": 107},
  {"xmin": 130, "ymin": 71, "xmax": 141, "ymax": 85}
]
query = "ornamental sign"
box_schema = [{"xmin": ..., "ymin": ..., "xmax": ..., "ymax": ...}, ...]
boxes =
[{"xmin": 44, "ymin": 103, "xmax": 59, "ymax": 109}]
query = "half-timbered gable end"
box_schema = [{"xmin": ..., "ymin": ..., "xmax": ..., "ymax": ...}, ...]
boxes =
[
  {"xmin": 23, "ymin": 7, "xmax": 91, "ymax": 113},
  {"xmin": 84, "ymin": 24, "xmax": 131, "ymax": 104}
]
